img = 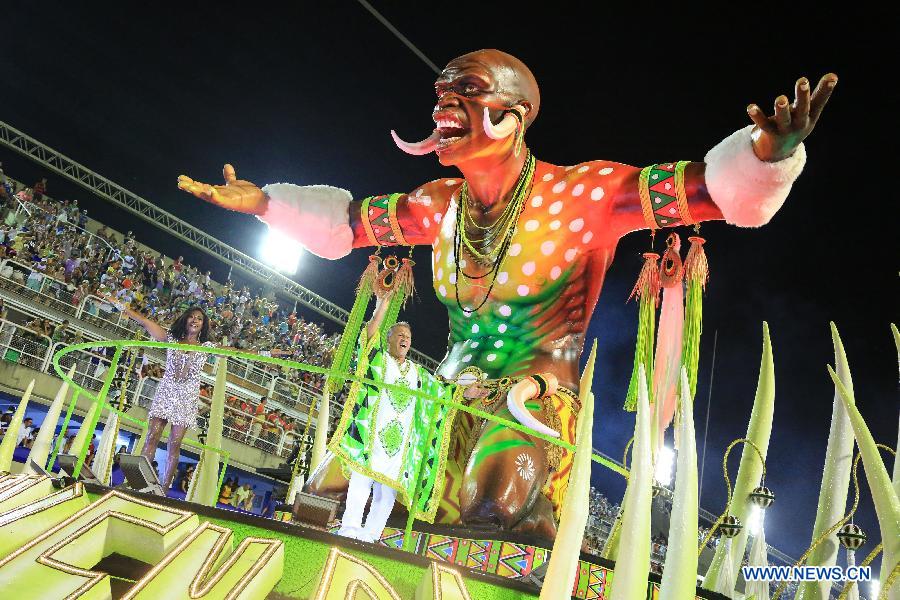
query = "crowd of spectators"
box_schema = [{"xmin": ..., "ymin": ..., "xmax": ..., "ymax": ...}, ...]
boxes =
[
  {"xmin": 0, "ymin": 172, "xmax": 342, "ymax": 396},
  {"xmin": 585, "ymin": 486, "xmax": 727, "ymax": 573}
]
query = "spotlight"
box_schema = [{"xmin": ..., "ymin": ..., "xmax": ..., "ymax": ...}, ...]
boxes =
[
  {"xmin": 747, "ymin": 505, "xmax": 763, "ymax": 536},
  {"xmin": 654, "ymin": 445, "xmax": 675, "ymax": 487},
  {"xmin": 260, "ymin": 229, "xmax": 303, "ymax": 274}
]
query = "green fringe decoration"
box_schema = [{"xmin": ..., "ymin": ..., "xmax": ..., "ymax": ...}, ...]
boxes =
[
  {"xmin": 327, "ymin": 254, "xmax": 380, "ymax": 393},
  {"xmin": 681, "ymin": 236, "xmax": 708, "ymax": 398},
  {"xmin": 624, "ymin": 252, "xmax": 660, "ymax": 411}
]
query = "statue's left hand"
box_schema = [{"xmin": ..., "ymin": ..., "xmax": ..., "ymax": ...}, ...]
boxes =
[{"xmin": 747, "ymin": 73, "xmax": 838, "ymax": 162}]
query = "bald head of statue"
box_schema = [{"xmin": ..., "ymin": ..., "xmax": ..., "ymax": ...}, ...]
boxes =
[{"xmin": 440, "ymin": 49, "xmax": 541, "ymax": 127}]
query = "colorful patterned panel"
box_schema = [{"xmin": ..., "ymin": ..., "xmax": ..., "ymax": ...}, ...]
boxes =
[
  {"xmin": 647, "ymin": 163, "xmax": 683, "ymax": 228},
  {"xmin": 573, "ymin": 561, "xmax": 611, "ymax": 599},
  {"xmin": 495, "ymin": 542, "xmax": 536, "ymax": 579},
  {"xmin": 326, "ymin": 523, "xmax": 705, "ymax": 600},
  {"xmin": 424, "ymin": 535, "xmax": 460, "ymax": 563},
  {"xmin": 375, "ymin": 526, "xmax": 422, "ymax": 551},
  {"xmin": 586, "ymin": 563, "xmax": 610, "ymax": 600},
  {"xmin": 464, "ymin": 539, "xmax": 493, "ymax": 572}
]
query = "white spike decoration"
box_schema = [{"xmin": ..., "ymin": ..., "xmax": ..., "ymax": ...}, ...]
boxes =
[
  {"xmin": 390, "ymin": 130, "xmax": 441, "ymax": 155},
  {"xmin": 70, "ymin": 396, "xmax": 101, "ymax": 460},
  {"xmin": 187, "ymin": 357, "xmax": 227, "ymax": 506},
  {"xmin": 795, "ymin": 323, "xmax": 858, "ymax": 600},
  {"xmin": 891, "ymin": 324, "xmax": 899, "ymax": 500},
  {"xmin": 0, "ymin": 380, "xmax": 35, "ymax": 472},
  {"xmin": 829, "ymin": 360, "xmax": 900, "ymax": 600},
  {"xmin": 91, "ymin": 410, "xmax": 120, "ymax": 485},
  {"xmin": 482, "ymin": 106, "xmax": 522, "ymax": 140},
  {"xmin": 27, "ymin": 365, "xmax": 76, "ymax": 472},
  {"xmin": 540, "ymin": 341, "xmax": 597, "ymax": 599},
  {"xmin": 609, "ymin": 365, "xmax": 653, "ymax": 600},
  {"xmin": 704, "ymin": 323, "xmax": 775, "ymax": 591},
  {"xmin": 309, "ymin": 386, "xmax": 331, "ymax": 473},
  {"xmin": 659, "ymin": 368, "xmax": 699, "ymax": 599}
]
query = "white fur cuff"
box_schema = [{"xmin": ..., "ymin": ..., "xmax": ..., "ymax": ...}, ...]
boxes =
[
  {"xmin": 704, "ymin": 125, "xmax": 807, "ymax": 227},
  {"xmin": 258, "ymin": 183, "xmax": 354, "ymax": 259}
]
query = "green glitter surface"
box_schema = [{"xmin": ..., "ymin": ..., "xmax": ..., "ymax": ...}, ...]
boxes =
[{"xmin": 207, "ymin": 517, "xmax": 537, "ymax": 599}]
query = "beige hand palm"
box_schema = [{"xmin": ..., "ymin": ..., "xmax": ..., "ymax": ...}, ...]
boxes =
[{"xmin": 177, "ymin": 164, "xmax": 269, "ymax": 215}]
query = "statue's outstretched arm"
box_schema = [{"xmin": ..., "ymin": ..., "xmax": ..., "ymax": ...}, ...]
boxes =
[{"xmin": 178, "ymin": 165, "xmax": 460, "ymax": 259}]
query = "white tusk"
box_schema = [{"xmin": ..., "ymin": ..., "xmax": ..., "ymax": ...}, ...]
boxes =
[
  {"xmin": 390, "ymin": 129, "xmax": 441, "ymax": 155},
  {"xmin": 482, "ymin": 106, "xmax": 522, "ymax": 140},
  {"xmin": 506, "ymin": 378, "xmax": 559, "ymax": 438}
]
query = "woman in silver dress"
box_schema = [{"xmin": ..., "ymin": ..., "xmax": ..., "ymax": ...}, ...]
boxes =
[
  {"xmin": 118, "ymin": 302, "xmax": 287, "ymax": 489},
  {"xmin": 120, "ymin": 305, "xmax": 215, "ymax": 488}
]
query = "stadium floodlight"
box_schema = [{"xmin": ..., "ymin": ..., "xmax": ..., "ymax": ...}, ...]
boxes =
[
  {"xmin": 747, "ymin": 505, "xmax": 763, "ymax": 536},
  {"xmin": 654, "ymin": 445, "xmax": 675, "ymax": 487},
  {"xmin": 260, "ymin": 229, "xmax": 303, "ymax": 275}
]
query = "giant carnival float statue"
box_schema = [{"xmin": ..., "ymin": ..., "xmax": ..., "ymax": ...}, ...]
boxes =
[
  {"xmin": 4, "ymin": 49, "xmax": 900, "ymax": 600},
  {"xmin": 176, "ymin": 49, "xmax": 838, "ymax": 541}
]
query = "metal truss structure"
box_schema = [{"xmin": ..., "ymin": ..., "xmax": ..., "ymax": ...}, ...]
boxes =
[{"xmin": 0, "ymin": 120, "xmax": 438, "ymax": 369}]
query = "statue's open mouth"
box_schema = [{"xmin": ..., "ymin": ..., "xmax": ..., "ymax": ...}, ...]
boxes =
[
  {"xmin": 434, "ymin": 113, "xmax": 470, "ymax": 151},
  {"xmin": 391, "ymin": 106, "xmax": 522, "ymax": 156}
]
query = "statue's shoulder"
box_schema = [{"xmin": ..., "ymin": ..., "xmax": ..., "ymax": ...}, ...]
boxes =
[{"xmin": 409, "ymin": 178, "xmax": 463, "ymax": 206}]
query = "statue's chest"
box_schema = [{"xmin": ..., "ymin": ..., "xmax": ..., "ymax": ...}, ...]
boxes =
[{"xmin": 430, "ymin": 180, "xmax": 596, "ymax": 308}]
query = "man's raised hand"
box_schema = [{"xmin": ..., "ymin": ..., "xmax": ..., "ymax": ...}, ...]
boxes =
[
  {"xmin": 177, "ymin": 164, "xmax": 269, "ymax": 215},
  {"xmin": 747, "ymin": 73, "xmax": 838, "ymax": 162}
]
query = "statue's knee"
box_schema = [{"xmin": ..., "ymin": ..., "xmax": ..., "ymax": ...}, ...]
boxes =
[{"xmin": 460, "ymin": 497, "xmax": 519, "ymax": 529}]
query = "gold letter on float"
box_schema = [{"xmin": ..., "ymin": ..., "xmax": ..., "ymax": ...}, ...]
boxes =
[
  {"xmin": 123, "ymin": 521, "xmax": 283, "ymax": 600},
  {"xmin": 0, "ymin": 490, "xmax": 198, "ymax": 599},
  {"xmin": 415, "ymin": 562, "xmax": 473, "ymax": 600},
  {"xmin": 312, "ymin": 547, "xmax": 401, "ymax": 600},
  {"xmin": 0, "ymin": 476, "xmax": 89, "ymax": 559}
]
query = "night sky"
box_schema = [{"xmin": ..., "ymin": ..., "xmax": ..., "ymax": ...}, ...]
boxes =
[{"xmin": 1, "ymin": 3, "xmax": 895, "ymax": 560}]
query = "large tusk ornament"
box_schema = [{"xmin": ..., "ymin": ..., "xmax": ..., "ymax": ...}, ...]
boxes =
[
  {"xmin": 390, "ymin": 129, "xmax": 441, "ymax": 155},
  {"xmin": 482, "ymin": 105, "xmax": 524, "ymax": 140},
  {"xmin": 506, "ymin": 376, "xmax": 560, "ymax": 438}
]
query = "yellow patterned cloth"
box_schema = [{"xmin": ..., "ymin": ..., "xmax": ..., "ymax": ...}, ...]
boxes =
[{"xmin": 437, "ymin": 386, "xmax": 579, "ymax": 522}]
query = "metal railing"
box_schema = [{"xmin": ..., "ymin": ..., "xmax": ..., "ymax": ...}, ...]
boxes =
[
  {"xmin": 76, "ymin": 294, "xmax": 140, "ymax": 339},
  {"xmin": 0, "ymin": 318, "xmax": 53, "ymax": 372},
  {"xmin": 48, "ymin": 341, "xmax": 313, "ymax": 460},
  {"xmin": 0, "ymin": 258, "xmax": 84, "ymax": 319}
]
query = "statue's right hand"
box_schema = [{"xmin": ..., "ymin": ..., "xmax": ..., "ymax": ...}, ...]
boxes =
[{"xmin": 177, "ymin": 164, "xmax": 268, "ymax": 215}]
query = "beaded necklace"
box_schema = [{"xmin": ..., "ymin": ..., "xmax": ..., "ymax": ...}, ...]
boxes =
[{"xmin": 453, "ymin": 151, "xmax": 535, "ymax": 314}]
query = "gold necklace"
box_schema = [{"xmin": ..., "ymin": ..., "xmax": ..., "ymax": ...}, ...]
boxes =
[
  {"xmin": 453, "ymin": 152, "xmax": 536, "ymax": 314},
  {"xmin": 457, "ymin": 152, "xmax": 535, "ymax": 262}
]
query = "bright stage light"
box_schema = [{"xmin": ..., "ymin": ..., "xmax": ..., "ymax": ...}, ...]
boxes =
[
  {"xmin": 747, "ymin": 505, "xmax": 763, "ymax": 536},
  {"xmin": 655, "ymin": 445, "xmax": 675, "ymax": 487},
  {"xmin": 260, "ymin": 229, "xmax": 303, "ymax": 274},
  {"xmin": 871, "ymin": 580, "xmax": 879, "ymax": 598}
]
